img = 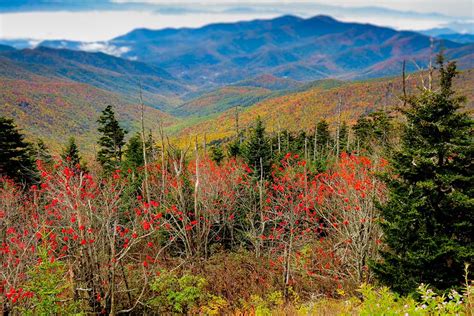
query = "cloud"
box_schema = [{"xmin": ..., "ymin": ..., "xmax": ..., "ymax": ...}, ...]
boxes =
[{"xmin": 78, "ymin": 42, "xmax": 131, "ymax": 57}]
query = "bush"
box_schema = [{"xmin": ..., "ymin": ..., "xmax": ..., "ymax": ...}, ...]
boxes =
[
  {"xmin": 22, "ymin": 247, "xmax": 79, "ymax": 315},
  {"xmin": 148, "ymin": 270, "xmax": 227, "ymax": 314}
]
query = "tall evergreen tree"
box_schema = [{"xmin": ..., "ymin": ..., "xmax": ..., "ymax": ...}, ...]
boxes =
[
  {"xmin": 339, "ymin": 121, "xmax": 349, "ymax": 153},
  {"xmin": 227, "ymin": 139, "xmax": 241, "ymax": 158},
  {"xmin": 0, "ymin": 116, "xmax": 35, "ymax": 183},
  {"xmin": 372, "ymin": 57, "xmax": 473, "ymax": 295},
  {"xmin": 316, "ymin": 120, "xmax": 331, "ymax": 153},
  {"xmin": 242, "ymin": 117, "xmax": 272, "ymax": 178},
  {"xmin": 124, "ymin": 133, "xmax": 144, "ymax": 170},
  {"xmin": 97, "ymin": 105, "xmax": 127, "ymax": 172},
  {"xmin": 353, "ymin": 111, "xmax": 392, "ymax": 152}
]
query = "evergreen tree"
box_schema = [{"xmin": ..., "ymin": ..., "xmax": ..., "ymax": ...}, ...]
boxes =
[
  {"xmin": 372, "ymin": 57, "xmax": 474, "ymax": 295},
  {"xmin": 316, "ymin": 120, "xmax": 331, "ymax": 153},
  {"xmin": 33, "ymin": 139, "xmax": 53, "ymax": 165},
  {"xmin": 353, "ymin": 111, "xmax": 392, "ymax": 152},
  {"xmin": 62, "ymin": 137, "xmax": 83, "ymax": 171},
  {"xmin": 0, "ymin": 116, "xmax": 35, "ymax": 183},
  {"xmin": 124, "ymin": 133, "xmax": 144, "ymax": 170},
  {"xmin": 339, "ymin": 121, "xmax": 349, "ymax": 153},
  {"xmin": 353, "ymin": 115, "xmax": 372, "ymax": 151},
  {"xmin": 242, "ymin": 117, "xmax": 272, "ymax": 178},
  {"xmin": 210, "ymin": 145, "xmax": 225, "ymax": 165},
  {"xmin": 97, "ymin": 105, "xmax": 127, "ymax": 172},
  {"xmin": 227, "ymin": 139, "xmax": 241, "ymax": 158}
]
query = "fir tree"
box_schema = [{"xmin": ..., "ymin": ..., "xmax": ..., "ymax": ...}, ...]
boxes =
[
  {"xmin": 62, "ymin": 137, "xmax": 83, "ymax": 171},
  {"xmin": 353, "ymin": 111, "xmax": 392, "ymax": 152},
  {"xmin": 242, "ymin": 117, "xmax": 272, "ymax": 178},
  {"xmin": 0, "ymin": 116, "xmax": 35, "ymax": 183},
  {"xmin": 34, "ymin": 139, "xmax": 53, "ymax": 165},
  {"xmin": 124, "ymin": 133, "xmax": 144, "ymax": 170},
  {"xmin": 97, "ymin": 105, "xmax": 127, "ymax": 172},
  {"xmin": 339, "ymin": 121, "xmax": 349, "ymax": 153},
  {"xmin": 372, "ymin": 57, "xmax": 474, "ymax": 295},
  {"xmin": 210, "ymin": 145, "xmax": 225, "ymax": 165},
  {"xmin": 227, "ymin": 139, "xmax": 241, "ymax": 158},
  {"xmin": 316, "ymin": 120, "xmax": 331, "ymax": 153}
]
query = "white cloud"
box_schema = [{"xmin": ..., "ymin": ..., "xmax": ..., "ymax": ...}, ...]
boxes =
[
  {"xmin": 0, "ymin": 10, "xmax": 279, "ymax": 41},
  {"xmin": 78, "ymin": 42, "xmax": 131, "ymax": 57}
]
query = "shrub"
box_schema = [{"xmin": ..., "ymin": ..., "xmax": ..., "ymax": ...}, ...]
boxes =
[{"xmin": 148, "ymin": 270, "xmax": 227, "ymax": 314}]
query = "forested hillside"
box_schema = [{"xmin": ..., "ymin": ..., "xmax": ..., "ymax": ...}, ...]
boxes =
[
  {"xmin": 0, "ymin": 77, "xmax": 176, "ymax": 153},
  {"xmin": 173, "ymin": 68, "xmax": 474, "ymax": 144}
]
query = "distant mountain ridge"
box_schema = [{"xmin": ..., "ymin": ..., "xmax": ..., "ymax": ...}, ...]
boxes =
[
  {"xmin": 0, "ymin": 46, "xmax": 191, "ymax": 110},
  {"xmin": 106, "ymin": 15, "xmax": 474, "ymax": 85},
  {"xmin": 16, "ymin": 15, "xmax": 472, "ymax": 90}
]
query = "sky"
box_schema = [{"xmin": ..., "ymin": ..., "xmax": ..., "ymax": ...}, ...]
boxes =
[{"xmin": 0, "ymin": 0, "xmax": 473, "ymax": 42}]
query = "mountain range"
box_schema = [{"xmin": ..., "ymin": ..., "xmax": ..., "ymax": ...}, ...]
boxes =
[{"xmin": 1, "ymin": 14, "xmax": 474, "ymax": 152}]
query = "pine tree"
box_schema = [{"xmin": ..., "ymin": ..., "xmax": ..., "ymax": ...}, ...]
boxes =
[
  {"xmin": 242, "ymin": 117, "xmax": 272, "ymax": 178},
  {"xmin": 372, "ymin": 57, "xmax": 474, "ymax": 295},
  {"xmin": 210, "ymin": 145, "xmax": 225, "ymax": 165},
  {"xmin": 62, "ymin": 137, "xmax": 83, "ymax": 171},
  {"xmin": 316, "ymin": 120, "xmax": 331, "ymax": 153},
  {"xmin": 227, "ymin": 139, "xmax": 241, "ymax": 158},
  {"xmin": 339, "ymin": 121, "xmax": 349, "ymax": 153},
  {"xmin": 353, "ymin": 111, "xmax": 392, "ymax": 152},
  {"xmin": 33, "ymin": 139, "xmax": 53, "ymax": 166},
  {"xmin": 97, "ymin": 105, "xmax": 127, "ymax": 172},
  {"xmin": 124, "ymin": 133, "xmax": 144, "ymax": 170},
  {"xmin": 0, "ymin": 116, "xmax": 35, "ymax": 183}
]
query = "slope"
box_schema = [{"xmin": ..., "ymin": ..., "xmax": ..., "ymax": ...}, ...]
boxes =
[
  {"xmin": 171, "ymin": 68, "xmax": 474, "ymax": 144},
  {"xmin": 0, "ymin": 47, "xmax": 191, "ymax": 110},
  {"xmin": 0, "ymin": 76, "xmax": 177, "ymax": 154}
]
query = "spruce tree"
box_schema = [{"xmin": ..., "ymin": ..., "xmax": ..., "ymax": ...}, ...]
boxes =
[
  {"xmin": 0, "ymin": 116, "xmax": 35, "ymax": 183},
  {"xmin": 124, "ymin": 133, "xmax": 144, "ymax": 170},
  {"xmin": 372, "ymin": 57, "xmax": 473, "ymax": 295},
  {"xmin": 210, "ymin": 145, "xmax": 225, "ymax": 165},
  {"xmin": 62, "ymin": 137, "xmax": 83, "ymax": 171},
  {"xmin": 34, "ymin": 139, "xmax": 53, "ymax": 165},
  {"xmin": 339, "ymin": 121, "xmax": 349, "ymax": 153},
  {"xmin": 353, "ymin": 111, "xmax": 392, "ymax": 152},
  {"xmin": 97, "ymin": 105, "xmax": 127, "ymax": 172},
  {"xmin": 316, "ymin": 120, "xmax": 331, "ymax": 153},
  {"xmin": 242, "ymin": 117, "xmax": 272, "ymax": 178}
]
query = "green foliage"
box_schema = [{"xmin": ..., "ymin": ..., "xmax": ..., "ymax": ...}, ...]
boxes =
[
  {"xmin": 61, "ymin": 137, "xmax": 82, "ymax": 168},
  {"xmin": 242, "ymin": 116, "xmax": 272, "ymax": 178},
  {"xmin": 23, "ymin": 247, "xmax": 79, "ymax": 315},
  {"xmin": 372, "ymin": 57, "xmax": 474, "ymax": 294},
  {"xmin": 227, "ymin": 138, "xmax": 242, "ymax": 158},
  {"xmin": 0, "ymin": 116, "xmax": 35, "ymax": 183},
  {"xmin": 338, "ymin": 121, "xmax": 349, "ymax": 153},
  {"xmin": 32, "ymin": 139, "xmax": 53, "ymax": 166},
  {"xmin": 97, "ymin": 105, "xmax": 127, "ymax": 173},
  {"xmin": 209, "ymin": 145, "xmax": 225, "ymax": 165},
  {"xmin": 357, "ymin": 282, "xmax": 471, "ymax": 316},
  {"xmin": 240, "ymin": 291, "xmax": 284, "ymax": 316},
  {"xmin": 316, "ymin": 119, "xmax": 332, "ymax": 154},
  {"xmin": 353, "ymin": 110, "xmax": 392, "ymax": 152},
  {"xmin": 149, "ymin": 270, "xmax": 225, "ymax": 314},
  {"xmin": 123, "ymin": 133, "xmax": 144, "ymax": 170}
]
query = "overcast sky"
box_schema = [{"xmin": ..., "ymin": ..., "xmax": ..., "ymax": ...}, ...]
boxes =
[{"xmin": 0, "ymin": 0, "xmax": 472, "ymax": 42}]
